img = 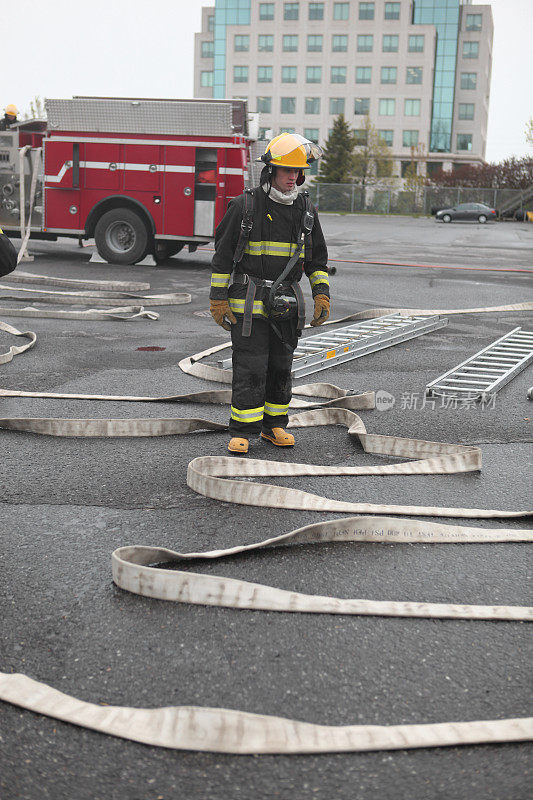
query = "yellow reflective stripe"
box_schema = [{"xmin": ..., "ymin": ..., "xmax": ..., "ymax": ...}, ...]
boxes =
[
  {"xmin": 228, "ymin": 298, "xmax": 269, "ymax": 318},
  {"xmin": 244, "ymin": 241, "xmax": 305, "ymax": 258},
  {"xmin": 0, "ymin": 227, "xmax": 3, "ymax": 234},
  {"xmin": 264, "ymin": 402, "xmax": 289, "ymax": 416},
  {"xmin": 309, "ymin": 270, "xmax": 330, "ymax": 288},
  {"xmin": 230, "ymin": 405, "xmax": 264, "ymax": 422},
  {"xmin": 211, "ymin": 272, "xmax": 231, "ymax": 288}
]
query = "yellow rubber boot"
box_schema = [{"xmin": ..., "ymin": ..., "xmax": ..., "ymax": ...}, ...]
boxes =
[
  {"xmin": 261, "ymin": 427, "xmax": 295, "ymax": 447},
  {"xmin": 228, "ymin": 437, "xmax": 249, "ymax": 454}
]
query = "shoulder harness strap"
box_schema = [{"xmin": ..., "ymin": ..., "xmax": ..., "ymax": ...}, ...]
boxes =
[
  {"xmin": 232, "ymin": 188, "xmax": 255, "ymax": 269},
  {"xmin": 300, "ymin": 190, "xmax": 314, "ymax": 262}
]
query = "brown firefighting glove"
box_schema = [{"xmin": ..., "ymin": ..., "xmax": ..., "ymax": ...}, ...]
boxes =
[
  {"xmin": 210, "ymin": 299, "xmax": 237, "ymax": 331},
  {"xmin": 310, "ymin": 294, "xmax": 330, "ymax": 327}
]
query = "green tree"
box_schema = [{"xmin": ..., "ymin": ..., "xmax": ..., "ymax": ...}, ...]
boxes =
[
  {"xmin": 351, "ymin": 116, "xmax": 394, "ymax": 207},
  {"xmin": 316, "ymin": 114, "xmax": 356, "ymax": 183}
]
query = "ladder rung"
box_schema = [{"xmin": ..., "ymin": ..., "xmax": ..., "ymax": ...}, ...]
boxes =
[{"xmin": 440, "ymin": 378, "xmax": 492, "ymax": 386}]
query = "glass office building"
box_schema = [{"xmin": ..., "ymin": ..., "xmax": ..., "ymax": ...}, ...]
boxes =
[{"xmin": 195, "ymin": 1, "xmax": 493, "ymax": 169}]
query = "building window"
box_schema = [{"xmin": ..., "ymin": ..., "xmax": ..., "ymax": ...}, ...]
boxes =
[
  {"xmin": 357, "ymin": 35, "xmax": 373, "ymax": 52},
  {"xmin": 257, "ymin": 97, "xmax": 272, "ymax": 114},
  {"xmin": 329, "ymin": 98, "xmax": 345, "ymax": 115},
  {"xmin": 233, "ymin": 66, "xmax": 248, "ymax": 83},
  {"xmin": 384, "ymin": 2, "xmax": 400, "ymax": 20},
  {"xmin": 403, "ymin": 130, "xmax": 419, "ymax": 147},
  {"xmin": 304, "ymin": 128, "xmax": 319, "ymax": 143},
  {"xmin": 461, "ymin": 72, "xmax": 477, "ymax": 90},
  {"xmin": 283, "ymin": 35, "xmax": 298, "ymax": 52},
  {"xmin": 466, "ymin": 14, "xmax": 482, "ymax": 32},
  {"xmin": 234, "ymin": 35, "xmax": 249, "ymax": 52},
  {"xmin": 201, "ymin": 41, "xmax": 214, "ymax": 58},
  {"xmin": 332, "ymin": 35, "xmax": 348, "ymax": 52},
  {"xmin": 379, "ymin": 98, "xmax": 395, "ymax": 116},
  {"xmin": 200, "ymin": 71, "xmax": 213, "ymax": 88},
  {"xmin": 401, "ymin": 160, "xmax": 417, "ymax": 177},
  {"xmin": 259, "ymin": 3, "xmax": 274, "ymax": 21},
  {"xmin": 307, "ymin": 35, "xmax": 323, "ymax": 52},
  {"xmin": 280, "ymin": 127, "xmax": 296, "ymax": 134},
  {"xmin": 284, "ymin": 2, "xmax": 299, "ymax": 20},
  {"xmin": 258, "ymin": 66, "xmax": 273, "ymax": 83},
  {"xmin": 404, "ymin": 99, "xmax": 421, "ymax": 116},
  {"xmin": 281, "ymin": 97, "xmax": 296, "ymax": 114},
  {"xmin": 355, "ymin": 97, "xmax": 370, "ymax": 115},
  {"xmin": 463, "ymin": 41, "xmax": 479, "ymax": 59},
  {"xmin": 378, "ymin": 130, "xmax": 394, "ymax": 147},
  {"xmin": 309, "ymin": 2, "xmax": 324, "ymax": 20},
  {"xmin": 383, "ymin": 35, "xmax": 399, "ymax": 53},
  {"xmin": 457, "ymin": 133, "xmax": 473, "ymax": 151},
  {"xmin": 458, "ymin": 103, "xmax": 475, "ymax": 120},
  {"xmin": 333, "ymin": 3, "xmax": 349, "ymax": 21},
  {"xmin": 354, "ymin": 128, "xmax": 368, "ymax": 145},
  {"xmin": 282, "ymin": 66, "xmax": 297, "ymax": 83},
  {"xmin": 359, "ymin": 2, "xmax": 374, "ymax": 20},
  {"xmin": 305, "ymin": 97, "xmax": 321, "ymax": 114},
  {"xmin": 207, "ymin": 15, "xmax": 214, "ymax": 32},
  {"xmin": 331, "ymin": 66, "xmax": 347, "ymax": 84},
  {"xmin": 356, "ymin": 66, "xmax": 372, "ymax": 84},
  {"xmin": 427, "ymin": 161, "xmax": 443, "ymax": 178},
  {"xmin": 408, "ymin": 35, "xmax": 424, "ymax": 53},
  {"xmin": 406, "ymin": 67, "xmax": 422, "ymax": 84},
  {"xmin": 381, "ymin": 67, "xmax": 397, "ymax": 84},
  {"xmin": 306, "ymin": 66, "xmax": 322, "ymax": 83},
  {"xmin": 258, "ymin": 35, "xmax": 273, "ymax": 52}
]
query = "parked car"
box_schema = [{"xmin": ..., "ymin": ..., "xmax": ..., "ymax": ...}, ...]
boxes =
[{"xmin": 435, "ymin": 203, "xmax": 497, "ymax": 223}]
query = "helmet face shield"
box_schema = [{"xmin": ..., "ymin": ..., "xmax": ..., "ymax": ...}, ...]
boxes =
[
  {"xmin": 258, "ymin": 133, "xmax": 323, "ymax": 168},
  {"xmin": 268, "ymin": 133, "xmax": 323, "ymax": 163}
]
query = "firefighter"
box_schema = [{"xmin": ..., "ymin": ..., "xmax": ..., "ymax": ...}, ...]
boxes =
[
  {"xmin": 0, "ymin": 104, "xmax": 18, "ymax": 130},
  {"xmin": 210, "ymin": 132, "xmax": 330, "ymax": 454}
]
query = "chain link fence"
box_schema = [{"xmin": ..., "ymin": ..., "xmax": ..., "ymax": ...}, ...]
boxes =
[{"xmin": 305, "ymin": 184, "xmax": 532, "ymax": 217}]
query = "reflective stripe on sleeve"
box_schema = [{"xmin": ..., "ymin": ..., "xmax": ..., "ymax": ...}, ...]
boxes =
[
  {"xmin": 264, "ymin": 401, "xmax": 289, "ymax": 416},
  {"xmin": 230, "ymin": 405, "xmax": 264, "ymax": 423},
  {"xmin": 211, "ymin": 273, "xmax": 232, "ymax": 289},
  {"xmin": 309, "ymin": 270, "xmax": 330, "ymax": 289}
]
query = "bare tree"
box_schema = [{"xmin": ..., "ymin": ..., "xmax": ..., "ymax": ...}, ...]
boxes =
[
  {"xmin": 23, "ymin": 96, "xmax": 47, "ymax": 120},
  {"xmin": 351, "ymin": 116, "xmax": 394, "ymax": 207},
  {"xmin": 526, "ymin": 117, "xmax": 533, "ymax": 147}
]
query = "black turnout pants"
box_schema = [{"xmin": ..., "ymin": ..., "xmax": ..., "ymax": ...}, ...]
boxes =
[{"xmin": 229, "ymin": 315, "xmax": 298, "ymax": 436}]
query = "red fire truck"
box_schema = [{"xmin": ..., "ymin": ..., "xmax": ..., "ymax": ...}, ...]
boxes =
[{"xmin": 0, "ymin": 97, "xmax": 256, "ymax": 264}]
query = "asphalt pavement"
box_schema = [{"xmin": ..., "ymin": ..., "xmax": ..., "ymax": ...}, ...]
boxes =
[{"xmin": 1, "ymin": 215, "xmax": 532, "ymax": 800}]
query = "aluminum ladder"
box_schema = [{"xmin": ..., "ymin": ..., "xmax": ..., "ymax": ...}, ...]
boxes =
[
  {"xmin": 218, "ymin": 313, "xmax": 448, "ymax": 379},
  {"xmin": 426, "ymin": 327, "xmax": 533, "ymax": 400}
]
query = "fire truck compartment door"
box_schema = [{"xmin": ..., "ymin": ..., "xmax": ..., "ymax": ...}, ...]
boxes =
[
  {"xmin": 163, "ymin": 146, "xmax": 195, "ymax": 237},
  {"xmin": 44, "ymin": 139, "xmax": 81, "ymax": 229},
  {"xmin": 124, "ymin": 145, "xmax": 161, "ymax": 192},
  {"xmin": 83, "ymin": 143, "xmax": 122, "ymax": 190}
]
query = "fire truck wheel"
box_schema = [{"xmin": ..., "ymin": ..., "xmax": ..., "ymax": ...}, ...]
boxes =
[
  {"xmin": 94, "ymin": 208, "xmax": 149, "ymax": 265},
  {"xmin": 154, "ymin": 241, "xmax": 185, "ymax": 262}
]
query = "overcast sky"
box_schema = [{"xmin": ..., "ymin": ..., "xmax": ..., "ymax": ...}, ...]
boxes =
[{"xmin": 4, "ymin": 0, "xmax": 531, "ymax": 163}]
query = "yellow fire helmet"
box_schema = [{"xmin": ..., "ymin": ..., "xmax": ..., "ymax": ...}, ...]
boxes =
[
  {"xmin": 5, "ymin": 104, "xmax": 18, "ymax": 116},
  {"xmin": 258, "ymin": 133, "xmax": 323, "ymax": 169}
]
